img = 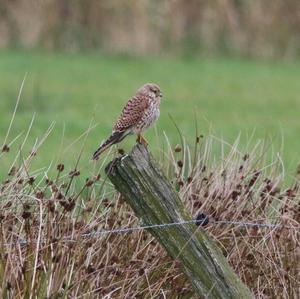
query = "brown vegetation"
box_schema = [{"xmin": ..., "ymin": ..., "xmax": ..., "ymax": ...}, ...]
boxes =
[
  {"xmin": 0, "ymin": 130, "xmax": 299, "ymax": 298},
  {"xmin": 1, "ymin": 0, "xmax": 300, "ymax": 58}
]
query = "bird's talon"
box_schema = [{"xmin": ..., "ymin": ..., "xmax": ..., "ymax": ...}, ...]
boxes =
[{"xmin": 137, "ymin": 134, "xmax": 148, "ymax": 145}]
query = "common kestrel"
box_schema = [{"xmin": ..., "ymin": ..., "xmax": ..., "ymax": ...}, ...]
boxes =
[{"xmin": 92, "ymin": 83, "xmax": 162, "ymax": 160}]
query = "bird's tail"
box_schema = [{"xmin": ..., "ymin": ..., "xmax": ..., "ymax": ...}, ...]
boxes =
[{"xmin": 92, "ymin": 130, "xmax": 128, "ymax": 160}]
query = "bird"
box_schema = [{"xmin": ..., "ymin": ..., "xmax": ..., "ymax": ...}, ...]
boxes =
[{"xmin": 92, "ymin": 83, "xmax": 162, "ymax": 160}]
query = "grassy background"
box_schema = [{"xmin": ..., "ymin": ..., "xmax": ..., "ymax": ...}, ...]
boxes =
[{"xmin": 1, "ymin": 50, "xmax": 300, "ymax": 178}]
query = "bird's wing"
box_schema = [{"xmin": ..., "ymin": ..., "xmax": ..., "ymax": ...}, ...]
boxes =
[{"xmin": 113, "ymin": 94, "xmax": 149, "ymax": 131}]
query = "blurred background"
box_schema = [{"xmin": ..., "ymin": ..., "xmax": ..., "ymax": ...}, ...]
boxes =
[
  {"xmin": 2, "ymin": 0, "xmax": 300, "ymax": 57},
  {"xmin": 1, "ymin": 0, "xmax": 300, "ymax": 175}
]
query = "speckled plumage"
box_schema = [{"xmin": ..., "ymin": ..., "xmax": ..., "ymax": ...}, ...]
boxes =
[{"xmin": 92, "ymin": 83, "xmax": 162, "ymax": 160}]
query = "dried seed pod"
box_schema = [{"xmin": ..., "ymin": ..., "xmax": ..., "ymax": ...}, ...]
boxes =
[
  {"xmin": 28, "ymin": 177, "xmax": 35, "ymax": 185},
  {"xmin": 177, "ymin": 160, "xmax": 183, "ymax": 168},
  {"xmin": 85, "ymin": 178, "xmax": 94, "ymax": 187},
  {"xmin": 69, "ymin": 170, "xmax": 80, "ymax": 177},
  {"xmin": 1, "ymin": 144, "xmax": 10, "ymax": 152},
  {"xmin": 22, "ymin": 211, "xmax": 31, "ymax": 219},
  {"xmin": 174, "ymin": 144, "xmax": 182, "ymax": 152},
  {"xmin": 57, "ymin": 164, "xmax": 65, "ymax": 172}
]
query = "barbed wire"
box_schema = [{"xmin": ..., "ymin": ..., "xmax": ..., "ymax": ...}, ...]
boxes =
[
  {"xmin": 81, "ymin": 219, "xmax": 296, "ymax": 238},
  {"xmin": 4, "ymin": 218, "xmax": 299, "ymax": 247}
]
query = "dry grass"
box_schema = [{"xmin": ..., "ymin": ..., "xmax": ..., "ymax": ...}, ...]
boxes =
[
  {"xmin": 165, "ymin": 135, "xmax": 300, "ymax": 298},
  {"xmin": 0, "ymin": 108, "xmax": 299, "ymax": 298}
]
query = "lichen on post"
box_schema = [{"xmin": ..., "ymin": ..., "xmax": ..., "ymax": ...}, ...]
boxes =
[{"xmin": 105, "ymin": 144, "xmax": 252, "ymax": 299}]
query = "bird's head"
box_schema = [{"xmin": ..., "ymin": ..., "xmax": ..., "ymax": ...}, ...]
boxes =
[{"xmin": 138, "ymin": 83, "xmax": 162, "ymax": 100}]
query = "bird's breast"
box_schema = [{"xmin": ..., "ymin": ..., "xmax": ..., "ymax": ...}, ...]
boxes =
[{"xmin": 134, "ymin": 103, "xmax": 160, "ymax": 133}]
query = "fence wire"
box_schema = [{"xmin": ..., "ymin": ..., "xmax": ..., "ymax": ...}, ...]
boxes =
[
  {"xmin": 3, "ymin": 218, "xmax": 299, "ymax": 247},
  {"xmin": 81, "ymin": 218, "xmax": 298, "ymax": 238}
]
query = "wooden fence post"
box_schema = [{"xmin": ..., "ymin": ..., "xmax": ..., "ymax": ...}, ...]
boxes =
[{"xmin": 105, "ymin": 144, "xmax": 252, "ymax": 298}]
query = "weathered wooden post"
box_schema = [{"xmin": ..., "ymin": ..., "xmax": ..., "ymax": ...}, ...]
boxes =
[{"xmin": 105, "ymin": 144, "xmax": 252, "ymax": 299}]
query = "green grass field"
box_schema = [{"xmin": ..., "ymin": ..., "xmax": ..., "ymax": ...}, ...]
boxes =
[{"xmin": 1, "ymin": 50, "xmax": 300, "ymax": 177}]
